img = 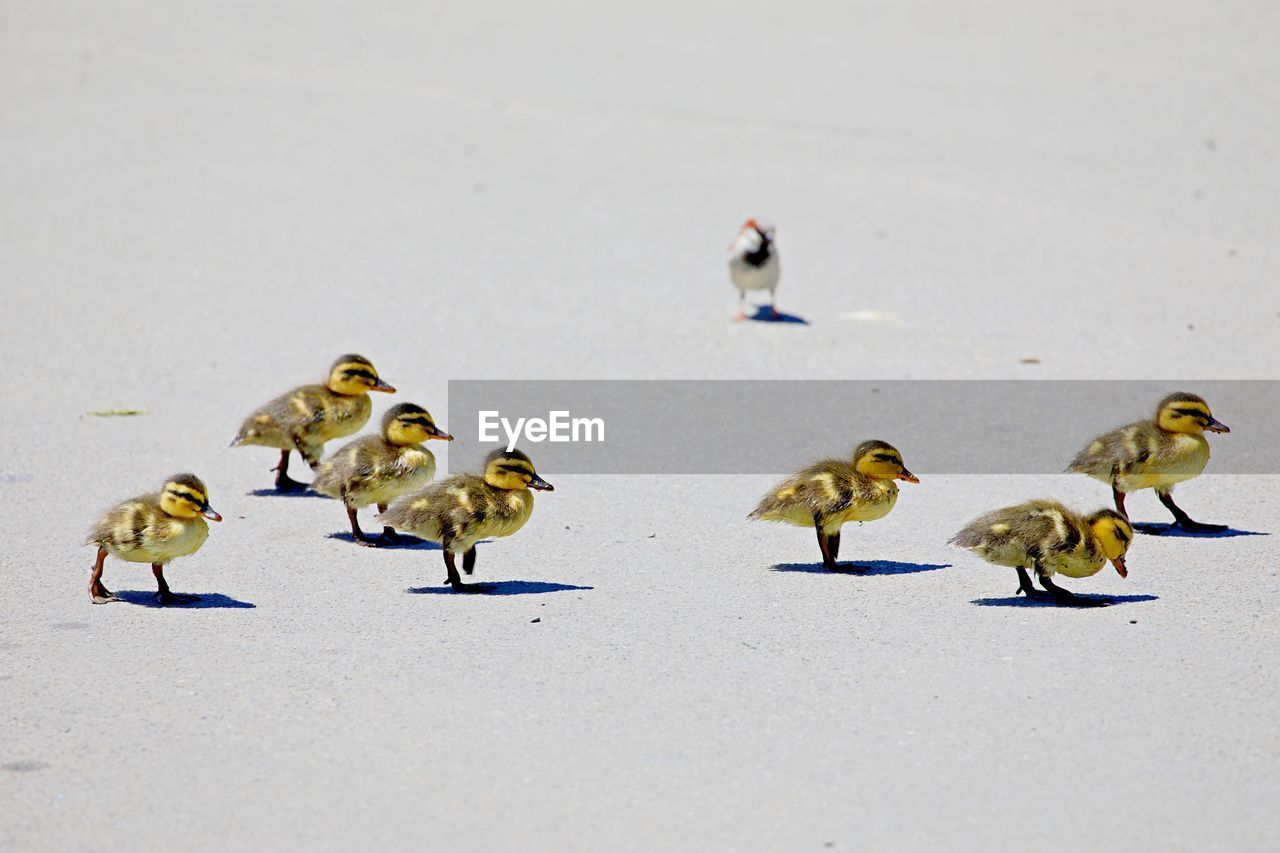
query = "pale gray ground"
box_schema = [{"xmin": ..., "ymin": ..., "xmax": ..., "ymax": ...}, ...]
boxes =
[{"xmin": 1, "ymin": 1, "xmax": 1278, "ymax": 850}]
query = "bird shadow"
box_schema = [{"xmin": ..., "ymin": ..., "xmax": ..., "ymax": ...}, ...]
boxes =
[
  {"xmin": 749, "ymin": 306, "xmax": 809, "ymax": 324},
  {"xmin": 1132, "ymin": 523, "xmax": 1267, "ymax": 539},
  {"xmin": 110, "ymin": 591, "xmax": 257, "ymax": 609},
  {"xmin": 971, "ymin": 594, "xmax": 1158, "ymax": 608},
  {"xmin": 325, "ymin": 531, "xmax": 441, "ymax": 550},
  {"xmin": 772, "ymin": 560, "xmax": 951, "ymax": 576},
  {"xmin": 247, "ymin": 488, "xmax": 326, "ymax": 499},
  {"xmin": 406, "ymin": 581, "xmax": 593, "ymax": 596}
]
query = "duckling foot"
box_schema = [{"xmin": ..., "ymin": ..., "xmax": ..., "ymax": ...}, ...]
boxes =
[
  {"xmin": 1040, "ymin": 576, "xmax": 1109, "ymax": 608},
  {"xmin": 155, "ymin": 591, "xmax": 201, "ymax": 606},
  {"xmin": 1170, "ymin": 519, "xmax": 1229, "ymax": 534},
  {"xmin": 824, "ymin": 561, "xmax": 869, "ymax": 574},
  {"xmin": 447, "ymin": 579, "xmax": 496, "ymax": 594},
  {"xmin": 379, "ymin": 527, "xmax": 409, "ymax": 546},
  {"xmin": 90, "ymin": 585, "xmax": 118, "ymax": 605}
]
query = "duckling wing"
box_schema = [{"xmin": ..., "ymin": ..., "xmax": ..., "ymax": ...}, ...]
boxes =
[
  {"xmin": 311, "ymin": 435, "xmax": 386, "ymax": 498},
  {"xmin": 1068, "ymin": 420, "xmax": 1192, "ymax": 484},
  {"xmin": 950, "ymin": 500, "xmax": 1087, "ymax": 569},
  {"xmin": 86, "ymin": 494, "xmax": 206, "ymax": 562},
  {"xmin": 232, "ymin": 385, "xmax": 327, "ymax": 448},
  {"xmin": 749, "ymin": 461, "xmax": 882, "ymax": 527}
]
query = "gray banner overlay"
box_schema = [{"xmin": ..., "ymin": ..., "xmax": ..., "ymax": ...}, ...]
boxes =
[{"xmin": 446, "ymin": 380, "xmax": 1276, "ymax": 475}]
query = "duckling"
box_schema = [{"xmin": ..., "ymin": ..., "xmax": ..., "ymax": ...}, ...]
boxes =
[
  {"xmin": 231, "ymin": 354, "xmax": 395, "ymax": 491},
  {"xmin": 85, "ymin": 474, "xmax": 222, "ymax": 605},
  {"xmin": 311, "ymin": 403, "xmax": 453, "ymax": 546},
  {"xmin": 749, "ymin": 440, "xmax": 918, "ymax": 571},
  {"xmin": 381, "ymin": 448, "xmax": 554, "ymax": 593},
  {"xmin": 727, "ymin": 218, "xmax": 780, "ymax": 321},
  {"xmin": 950, "ymin": 500, "xmax": 1133, "ymax": 607},
  {"xmin": 1068, "ymin": 392, "xmax": 1230, "ymax": 532}
]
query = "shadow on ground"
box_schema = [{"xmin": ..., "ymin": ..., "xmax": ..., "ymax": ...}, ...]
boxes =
[
  {"xmin": 972, "ymin": 594, "xmax": 1158, "ymax": 608},
  {"xmin": 748, "ymin": 306, "xmax": 809, "ymax": 324},
  {"xmin": 247, "ymin": 488, "xmax": 326, "ymax": 499},
  {"xmin": 110, "ymin": 591, "xmax": 256, "ymax": 609},
  {"xmin": 1132, "ymin": 523, "xmax": 1267, "ymax": 538},
  {"xmin": 772, "ymin": 560, "xmax": 950, "ymax": 575},
  {"xmin": 325, "ymin": 531, "xmax": 442, "ymax": 550},
  {"xmin": 406, "ymin": 581, "xmax": 593, "ymax": 596}
]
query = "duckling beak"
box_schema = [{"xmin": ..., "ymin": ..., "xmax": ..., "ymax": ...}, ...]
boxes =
[
  {"xmin": 527, "ymin": 474, "xmax": 555, "ymax": 492},
  {"xmin": 898, "ymin": 469, "xmax": 920, "ymax": 484},
  {"xmin": 200, "ymin": 506, "xmax": 223, "ymax": 522},
  {"xmin": 1112, "ymin": 557, "xmax": 1127, "ymax": 578},
  {"xmin": 428, "ymin": 426, "xmax": 454, "ymax": 441},
  {"xmin": 371, "ymin": 378, "xmax": 396, "ymax": 393},
  {"xmin": 1204, "ymin": 418, "xmax": 1230, "ymax": 434}
]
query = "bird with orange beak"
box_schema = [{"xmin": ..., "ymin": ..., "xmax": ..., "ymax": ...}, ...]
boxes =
[
  {"xmin": 950, "ymin": 500, "xmax": 1133, "ymax": 608},
  {"xmin": 85, "ymin": 473, "xmax": 222, "ymax": 605},
  {"xmin": 1068, "ymin": 392, "xmax": 1231, "ymax": 533},
  {"xmin": 750, "ymin": 440, "xmax": 918, "ymax": 571},
  {"xmin": 231, "ymin": 354, "xmax": 396, "ymax": 491},
  {"xmin": 726, "ymin": 218, "xmax": 780, "ymax": 320}
]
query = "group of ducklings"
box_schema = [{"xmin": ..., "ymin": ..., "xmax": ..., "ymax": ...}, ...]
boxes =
[
  {"xmin": 750, "ymin": 391, "xmax": 1232, "ymax": 606},
  {"xmin": 86, "ymin": 354, "xmax": 555, "ymax": 602},
  {"xmin": 86, "ymin": 361, "xmax": 1231, "ymax": 608}
]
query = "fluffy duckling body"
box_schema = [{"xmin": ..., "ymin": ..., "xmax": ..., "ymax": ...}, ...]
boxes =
[
  {"xmin": 749, "ymin": 440, "xmax": 918, "ymax": 571},
  {"xmin": 312, "ymin": 403, "xmax": 453, "ymax": 546},
  {"xmin": 727, "ymin": 219, "xmax": 780, "ymax": 321},
  {"xmin": 381, "ymin": 449, "xmax": 554, "ymax": 592},
  {"xmin": 950, "ymin": 500, "xmax": 1132, "ymax": 607},
  {"xmin": 85, "ymin": 474, "xmax": 222, "ymax": 605},
  {"xmin": 1068, "ymin": 392, "xmax": 1230, "ymax": 532},
  {"xmin": 231, "ymin": 354, "xmax": 395, "ymax": 491}
]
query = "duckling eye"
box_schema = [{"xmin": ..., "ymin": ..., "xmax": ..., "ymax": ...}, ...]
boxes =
[
  {"xmin": 343, "ymin": 368, "xmax": 379, "ymax": 383},
  {"xmin": 873, "ymin": 454, "xmax": 900, "ymax": 465}
]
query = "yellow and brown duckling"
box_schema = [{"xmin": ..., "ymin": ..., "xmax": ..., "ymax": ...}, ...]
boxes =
[
  {"xmin": 380, "ymin": 448, "xmax": 554, "ymax": 593},
  {"xmin": 311, "ymin": 403, "xmax": 453, "ymax": 547},
  {"xmin": 749, "ymin": 439, "xmax": 918, "ymax": 571},
  {"xmin": 1068, "ymin": 392, "xmax": 1230, "ymax": 532},
  {"xmin": 85, "ymin": 474, "xmax": 222, "ymax": 605},
  {"xmin": 231, "ymin": 354, "xmax": 395, "ymax": 491},
  {"xmin": 950, "ymin": 500, "xmax": 1133, "ymax": 607}
]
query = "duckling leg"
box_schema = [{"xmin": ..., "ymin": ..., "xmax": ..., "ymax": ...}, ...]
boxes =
[
  {"xmin": 377, "ymin": 504, "xmax": 407, "ymax": 545},
  {"xmin": 1015, "ymin": 566, "xmax": 1049, "ymax": 599},
  {"xmin": 151, "ymin": 564, "xmax": 199, "ymax": 605},
  {"xmin": 346, "ymin": 506, "xmax": 379, "ymax": 547},
  {"xmin": 734, "ymin": 291, "xmax": 747, "ymax": 322},
  {"xmin": 1112, "ymin": 487, "xmax": 1128, "ymax": 520},
  {"xmin": 272, "ymin": 450, "xmax": 307, "ymax": 492},
  {"xmin": 815, "ymin": 522, "xmax": 862, "ymax": 572},
  {"xmin": 443, "ymin": 551, "xmax": 494, "ymax": 594},
  {"xmin": 88, "ymin": 548, "xmax": 117, "ymax": 604},
  {"xmin": 1157, "ymin": 489, "xmax": 1228, "ymax": 533}
]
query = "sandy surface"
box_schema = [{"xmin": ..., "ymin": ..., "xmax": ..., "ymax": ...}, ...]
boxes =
[{"xmin": 2, "ymin": 1, "xmax": 1278, "ymax": 850}]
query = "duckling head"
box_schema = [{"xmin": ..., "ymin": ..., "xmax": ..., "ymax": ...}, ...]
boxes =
[
  {"xmin": 482, "ymin": 448, "xmax": 554, "ymax": 492},
  {"xmin": 383, "ymin": 403, "xmax": 453, "ymax": 446},
  {"xmin": 852, "ymin": 440, "xmax": 919, "ymax": 483},
  {"xmin": 159, "ymin": 474, "xmax": 222, "ymax": 522},
  {"xmin": 326, "ymin": 354, "xmax": 396, "ymax": 396},
  {"xmin": 1155, "ymin": 392, "xmax": 1229, "ymax": 435},
  {"xmin": 1086, "ymin": 508, "xmax": 1132, "ymax": 577}
]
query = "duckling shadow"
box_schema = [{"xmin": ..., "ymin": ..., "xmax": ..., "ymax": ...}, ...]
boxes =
[
  {"xmin": 750, "ymin": 306, "xmax": 809, "ymax": 324},
  {"xmin": 971, "ymin": 594, "xmax": 1158, "ymax": 608},
  {"xmin": 325, "ymin": 531, "xmax": 442, "ymax": 550},
  {"xmin": 406, "ymin": 581, "xmax": 593, "ymax": 596},
  {"xmin": 111, "ymin": 591, "xmax": 256, "ymax": 609},
  {"xmin": 247, "ymin": 488, "xmax": 326, "ymax": 499},
  {"xmin": 772, "ymin": 560, "xmax": 951, "ymax": 576},
  {"xmin": 1132, "ymin": 523, "xmax": 1267, "ymax": 539}
]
